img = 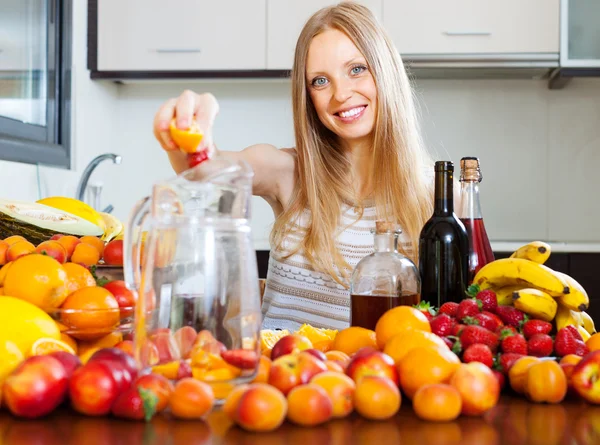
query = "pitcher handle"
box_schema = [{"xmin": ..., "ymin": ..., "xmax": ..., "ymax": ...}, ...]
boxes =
[{"xmin": 123, "ymin": 195, "xmax": 151, "ymax": 292}]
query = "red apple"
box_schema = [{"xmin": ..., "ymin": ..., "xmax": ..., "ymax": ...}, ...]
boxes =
[
  {"xmin": 270, "ymin": 334, "xmax": 312, "ymax": 360},
  {"xmin": 345, "ymin": 349, "xmax": 399, "ymax": 386},
  {"xmin": 88, "ymin": 347, "xmax": 138, "ymax": 383},
  {"xmin": 268, "ymin": 351, "xmax": 327, "ymax": 395},
  {"xmin": 47, "ymin": 351, "xmax": 81, "ymax": 379},
  {"xmin": 3, "ymin": 356, "xmax": 68, "ymax": 418},
  {"xmin": 69, "ymin": 361, "xmax": 120, "ymax": 415},
  {"xmin": 450, "ymin": 362, "xmax": 500, "ymax": 415},
  {"xmin": 572, "ymin": 350, "xmax": 600, "ymax": 403}
]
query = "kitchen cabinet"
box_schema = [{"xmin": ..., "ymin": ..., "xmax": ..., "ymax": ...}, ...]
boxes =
[
  {"xmin": 96, "ymin": 0, "xmax": 267, "ymax": 71},
  {"xmin": 560, "ymin": 0, "xmax": 600, "ymax": 67},
  {"xmin": 266, "ymin": 0, "xmax": 383, "ymax": 70},
  {"xmin": 383, "ymin": 0, "xmax": 559, "ymax": 57}
]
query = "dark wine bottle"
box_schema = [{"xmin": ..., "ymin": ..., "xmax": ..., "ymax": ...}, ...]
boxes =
[{"xmin": 418, "ymin": 161, "xmax": 470, "ymax": 308}]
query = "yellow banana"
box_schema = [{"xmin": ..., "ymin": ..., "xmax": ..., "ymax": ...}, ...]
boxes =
[
  {"xmin": 580, "ymin": 311, "xmax": 597, "ymax": 335},
  {"xmin": 553, "ymin": 271, "xmax": 589, "ymax": 312},
  {"xmin": 512, "ymin": 288, "xmax": 557, "ymax": 322},
  {"xmin": 577, "ymin": 325, "xmax": 592, "ymax": 342},
  {"xmin": 509, "ymin": 241, "xmax": 551, "ymax": 264},
  {"xmin": 555, "ymin": 302, "xmax": 581, "ymax": 331},
  {"xmin": 494, "ymin": 285, "xmax": 524, "ymax": 306},
  {"xmin": 473, "ymin": 258, "xmax": 570, "ymax": 297}
]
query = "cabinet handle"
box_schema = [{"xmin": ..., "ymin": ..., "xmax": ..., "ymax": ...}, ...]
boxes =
[
  {"xmin": 443, "ymin": 31, "xmax": 492, "ymax": 36},
  {"xmin": 153, "ymin": 48, "xmax": 202, "ymax": 54}
]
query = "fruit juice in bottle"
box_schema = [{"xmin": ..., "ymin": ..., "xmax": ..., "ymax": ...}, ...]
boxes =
[
  {"xmin": 458, "ymin": 157, "xmax": 495, "ymax": 283},
  {"xmin": 350, "ymin": 221, "xmax": 421, "ymax": 330}
]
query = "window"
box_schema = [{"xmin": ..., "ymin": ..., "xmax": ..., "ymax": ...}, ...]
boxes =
[{"xmin": 0, "ymin": 0, "xmax": 72, "ymax": 168}]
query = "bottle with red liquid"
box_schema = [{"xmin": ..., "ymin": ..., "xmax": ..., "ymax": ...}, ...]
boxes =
[{"xmin": 458, "ymin": 157, "xmax": 495, "ymax": 284}]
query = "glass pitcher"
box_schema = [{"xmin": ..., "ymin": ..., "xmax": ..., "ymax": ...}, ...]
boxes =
[{"xmin": 123, "ymin": 156, "xmax": 262, "ymax": 403}]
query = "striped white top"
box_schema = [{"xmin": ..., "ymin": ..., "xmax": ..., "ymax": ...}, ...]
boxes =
[{"xmin": 261, "ymin": 201, "xmax": 414, "ymax": 331}]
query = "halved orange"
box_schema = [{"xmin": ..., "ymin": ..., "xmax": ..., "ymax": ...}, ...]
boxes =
[
  {"xmin": 30, "ymin": 337, "xmax": 75, "ymax": 356},
  {"xmin": 169, "ymin": 118, "xmax": 203, "ymax": 154}
]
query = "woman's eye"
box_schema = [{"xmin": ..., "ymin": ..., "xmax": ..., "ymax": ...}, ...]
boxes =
[
  {"xmin": 312, "ymin": 77, "xmax": 328, "ymax": 87},
  {"xmin": 351, "ymin": 65, "xmax": 366, "ymax": 75}
]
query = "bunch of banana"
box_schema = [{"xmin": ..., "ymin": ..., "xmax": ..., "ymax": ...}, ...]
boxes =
[
  {"xmin": 555, "ymin": 302, "xmax": 595, "ymax": 341},
  {"xmin": 512, "ymin": 288, "xmax": 557, "ymax": 322},
  {"xmin": 509, "ymin": 241, "xmax": 551, "ymax": 264}
]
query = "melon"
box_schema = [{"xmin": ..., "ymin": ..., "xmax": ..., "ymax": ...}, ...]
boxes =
[{"xmin": 0, "ymin": 199, "xmax": 103, "ymax": 244}]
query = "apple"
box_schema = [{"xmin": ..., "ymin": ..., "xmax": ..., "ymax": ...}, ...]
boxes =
[
  {"xmin": 345, "ymin": 349, "xmax": 399, "ymax": 386},
  {"xmin": 571, "ymin": 350, "xmax": 600, "ymax": 404},
  {"xmin": 3, "ymin": 356, "xmax": 68, "ymax": 418},
  {"xmin": 270, "ymin": 334, "xmax": 312, "ymax": 360},
  {"xmin": 268, "ymin": 351, "xmax": 328, "ymax": 395},
  {"xmin": 48, "ymin": 351, "xmax": 82, "ymax": 379},
  {"xmin": 69, "ymin": 361, "xmax": 120, "ymax": 415},
  {"xmin": 450, "ymin": 362, "xmax": 500, "ymax": 416},
  {"xmin": 88, "ymin": 347, "xmax": 138, "ymax": 389}
]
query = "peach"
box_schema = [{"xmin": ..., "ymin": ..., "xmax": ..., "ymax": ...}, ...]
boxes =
[
  {"xmin": 3, "ymin": 355, "xmax": 68, "ymax": 418},
  {"xmin": 173, "ymin": 326, "xmax": 197, "ymax": 359},
  {"xmin": 325, "ymin": 350, "xmax": 351, "ymax": 369},
  {"xmin": 571, "ymin": 350, "xmax": 600, "ymax": 404},
  {"xmin": 35, "ymin": 240, "xmax": 67, "ymax": 264},
  {"xmin": 270, "ymin": 334, "xmax": 313, "ymax": 360},
  {"xmin": 450, "ymin": 362, "xmax": 500, "ymax": 416},
  {"xmin": 57, "ymin": 235, "xmax": 81, "ymax": 260},
  {"xmin": 303, "ymin": 348, "xmax": 327, "ymax": 362},
  {"xmin": 325, "ymin": 360, "xmax": 345, "ymax": 373},
  {"xmin": 345, "ymin": 348, "xmax": 399, "ymax": 385},
  {"xmin": 69, "ymin": 362, "xmax": 120, "ymax": 415},
  {"xmin": 310, "ymin": 371, "xmax": 355, "ymax": 418},
  {"xmin": 6, "ymin": 240, "xmax": 35, "ymax": 262},
  {"xmin": 268, "ymin": 350, "xmax": 328, "ymax": 395},
  {"xmin": 234, "ymin": 383, "xmax": 287, "ymax": 432},
  {"xmin": 354, "ymin": 375, "xmax": 401, "ymax": 420},
  {"xmin": 287, "ymin": 384, "xmax": 333, "ymax": 426}
]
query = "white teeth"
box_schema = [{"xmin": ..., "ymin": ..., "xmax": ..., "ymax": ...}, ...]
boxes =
[{"xmin": 339, "ymin": 106, "xmax": 365, "ymax": 118}]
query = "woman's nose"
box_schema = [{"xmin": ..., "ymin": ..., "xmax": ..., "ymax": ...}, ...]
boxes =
[{"xmin": 332, "ymin": 78, "xmax": 353, "ymax": 103}]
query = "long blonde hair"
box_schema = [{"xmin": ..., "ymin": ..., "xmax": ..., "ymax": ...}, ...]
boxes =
[{"xmin": 271, "ymin": 1, "xmax": 434, "ymax": 286}]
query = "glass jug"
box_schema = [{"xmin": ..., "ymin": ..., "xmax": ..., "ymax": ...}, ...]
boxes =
[{"xmin": 123, "ymin": 156, "xmax": 262, "ymax": 403}]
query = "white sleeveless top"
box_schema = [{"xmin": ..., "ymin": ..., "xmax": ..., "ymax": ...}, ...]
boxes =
[{"xmin": 261, "ymin": 201, "xmax": 414, "ymax": 331}]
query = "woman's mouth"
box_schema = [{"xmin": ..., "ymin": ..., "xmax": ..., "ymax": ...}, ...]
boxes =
[{"xmin": 335, "ymin": 105, "xmax": 366, "ymax": 123}]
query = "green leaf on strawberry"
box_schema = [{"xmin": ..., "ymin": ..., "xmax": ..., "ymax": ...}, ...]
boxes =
[
  {"xmin": 466, "ymin": 284, "xmax": 481, "ymax": 298},
  {"xmin": 139, "ymin": 387, "xmax": 159, "ymax": 422},
  {"xmin": 413, "ymin": 301, "xmax": 437, "ymax": 317},
  {"xmin": 462, "ymin": 316, "xmax": 480, "ymax": 326}
]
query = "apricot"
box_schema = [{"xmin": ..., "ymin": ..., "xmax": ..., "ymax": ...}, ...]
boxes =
[
  {"xmin": 79, "ymin": 236, "xmax": 105, "ymax": 257},
  {"xmin": 413, "ymin": 383, "xmax": 462, "ymax": 422},
  {"xmin": 450, "ymin": 362, "xmax": 500, "ymax": 416},
  {"xmin": 3, "ymin": 235, "xmax": 26, "ymax": 245},
  {"xmin": 310, "ymin": 371, "xmax": 355, "ymax": 418},
  {"xmin": 6, "ymin": 240, "xmax": 35, "ymax": 262},
  {"xmin": 353, "ymin": 375, "xmax": 401, "ymax": 420},
  {"xmin": 169, "ymin": 378, "xmax": 214, "ymax": 419},
  {"xmin": 57, "ymin": 235, "xmax": 81, "ymax": 260},
  {"xmin": 222, "ymin": 384, "xmax": 250, "ymax": 420},
  {"xmin": 509, "ymin": 356, "xmax": 540, "ymax": 394},
  {"xmin": 0, "ymin": 240, "xmax": 9, "ymax": 265},
  {"xmin": 525, "ymin": 360, "xmax": 567, "ymax": 404},
  {"xmin": 71, "ymin": 243, "xmax": 100, "ymax": 267},
  {"xmin": 325, "ymin": 360, "xmax": 345, "ymax": 373},
  {"xmin": 234, "ymin": 383, "xmax": 287, "ymax": 432},
  {"xmin": 286, "ymin": 384, "xmax": 333, "ymax": 426},
  {"xmin": 35, "ymin": 240, "xmax": 67, "ymax": 263},
  {"xmin": 251, "ymin": 356, "xmax": 272, "ymax": 384}
]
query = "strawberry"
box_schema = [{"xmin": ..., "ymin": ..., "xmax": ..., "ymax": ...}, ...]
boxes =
[
  {"xmin": 575, "ymin": 340, "xmax": 590, "ymax": 357},
  {"xmin": 473, "ymin": 313, "xmax": 501, "ymax": 332},
  {"xmin": 482, "ymin": 311, "xmax": 503, "ymax": 328},
  {"xmin": 555, "ymin": 327, "xmax": 578, "ymax": 357},
  {"xmin": 495, "ymin": 306, "xmax": 526, "ymax": 328},
  {"xmin": 458, "ymin": 325, "xmax": 499, "ymax": 353},
  {"xmin": 492, "ymin": 369, "xmax": 506, "ymax": 389},
  {"xmin": 430, "ymin": 314, "xmax": 455, "ymax": 337},
  {"xmin": 500, "ymin": 332, "xmax": 528, "ymax": 355},
  {"xmin": 414, "ymin": 301, "xmax": 436, "ymax": 321},
  {"xmin": 456, "ymin": 299, "xmax": 482, "ymax": 321},
  {"xmin": 188, "ymin": 150, "xmax": 209, "ymax": 168},
  {"xmin": 565, "ymin": 325, "xmax": 583, "ymax": 342},
  {"xmin": 176, "ymin": 359, "xmax": 193, "ymax": 379},
  {"xmin": 527, "ymin": 333, "xmax": 553, "ymax": 357},
  {"xmin": 452, "ymin": 323, "xmax": 466, "ymax": 336},
  {"xmin": 497, "ymin": 352, "xmax": 526, "ymax": 374},
  {"xmin": 496, "ymin": 325, "xmax": 517, "ymax": 336},
  {"xmin": 438, "ymin": 302, "xmax": 459, "ymax": 318},
  {"xmin": 111, "ymin": 387, "xmax": 158, "ymax": 421},
  {"xmin": 522, "ymin": 319, "xmax": 553, "ymax": 339},
  {"xmin": 463, "ymin": 344, "xmax": 494, "ymax": 367},
  {"xmin": 476, "ymin": 289, "xmax": 498, "ymax": 312},
  {"xmin": 221, "ymin": 349, "xmax": 259, "ymax": 370},
  {"xmin": 442, "ymin": 337, "xmax": 455, "ymax": 349}
]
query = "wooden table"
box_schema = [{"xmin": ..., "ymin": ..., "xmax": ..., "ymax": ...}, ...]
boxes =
[{"xmin": 0, "ymin": 395, "xmax": 597, "ymax": 445}]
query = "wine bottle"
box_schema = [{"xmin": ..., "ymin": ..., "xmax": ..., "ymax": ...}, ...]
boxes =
[
  {"xmin": 418, "ymin": 161, "xmax": 470, "ymax": 307},
  {"xmin": 458, "ymin": 157, "xmax": 495, "ymax": 283}
]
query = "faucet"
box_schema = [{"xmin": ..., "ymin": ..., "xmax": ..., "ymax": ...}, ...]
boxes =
[{"xmin": 76, "ymin": 153, "xmax": 122, "ymax": 212}]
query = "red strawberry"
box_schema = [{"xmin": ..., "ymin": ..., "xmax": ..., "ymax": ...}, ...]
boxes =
[
  {"xmin": 495, "ymin": 306, "xmax": 526, "ymax": 328},
  {"xmin": 458, "ymin": 325, "xmax": 499, "ymax": 353},
  {"xmin": 456, "ymin": 299, "xmax": 482, "ymax": 321},
  {"xmin": 565, "ymin": 325, "xmax": 583, "ymax": 342},
  {"xmin": 575, "ymin": 340, "xmax": 590, "ymax": 357},
  {"xmin": 452, "ymin": 323, "xmax": 466, "ymax": 336},
  {"xmin": 496, "ymin": 325, "xmax": 517, "ymax": 336},
  {"xmin": 111, "ymin": 387, "xmax": 158, "ymax": 421},
  {"xmin": 500, "ymin": 332, "xmax": 528, "ymax": 355},
  {"xmin": 438, "ymin": 302, "xmax": 459, "ymax": 318},
  {"xmin": 473, "ymin": 313, "xmax": 500, "ymax": 332},
  {"xmin": 482, "ymin": 311, "xmax": 503, "ymax": 328},
  {"xmin": 413, "ymin": 301, "xmax": 436, "ymax": 321},
  {"xmin": 430, "ymin": 314, "xmax": 455, "ymax": 337},
  {"xmin": 555, "ymin": 327, "xmax": 578, "ymax": 357},
  {"xmin": 176, "ymin": 359, "xmax": 193, "ymax": 379},
  {"xmin": 221, "ymin": 349, "xmax": 259, "ymax": 370},
  {"xmin": 527, "ymin": 333, "xmax": 553, "ymax": 357},
  {"xmin": 497, "ymin": 352, "xmax": 526, "ymax": 374},
  {"xmin": 188, "ymin": 150, "xmax": 209, "ymax": 168},
  {"xmin": 492, "ymin": 369, "xmax": 506, "ymax": 389},
  {"xmin": 522, "ymin": 319, "xmax": 553, "ymax": 339},
  {"xmin": 476, "ymin": 289, "xmax": 498, "ymax": 312},
  {"xmin": 442, "ymin": 337, "xmax": 454, "ymax": 349},
  {"xmin": 463, "ymin": 344, "xmax": 494, "ymax": 368}
]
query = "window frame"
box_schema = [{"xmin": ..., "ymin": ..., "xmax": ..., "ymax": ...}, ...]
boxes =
[{"xmin": 0, "ymin": 0, "xmax": 72, "ymax": 169}]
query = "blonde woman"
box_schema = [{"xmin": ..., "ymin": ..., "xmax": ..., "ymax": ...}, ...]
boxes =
[{"xmin": 153, "ymin": 2, "xmax": 435, "ymax": 330}]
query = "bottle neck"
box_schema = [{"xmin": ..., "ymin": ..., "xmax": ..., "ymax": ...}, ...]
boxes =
[
  {"xmin": 458, "ymin": 181, "xmax": 483, "ymax": 219},
  {"xmin": 374, "ymin": 232, "xmax": 397, "ymax": 253},
  {"xmin": 434, "ymin": 169, "xmax": 454, "ymax": 216}
]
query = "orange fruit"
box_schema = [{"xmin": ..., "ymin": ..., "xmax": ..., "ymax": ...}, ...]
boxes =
[
  {"xmin": 29, "ymin": 337, "xmax": 75, "ymax": 356},
  {"xmin": 59, "ymin": 286, "xmax": 120, "ymax": 340},
  {"xmin": 79, "ymin": 236, "xmax": 105, "ymax": 257},
  {"xmin": 169, "ymin": 118, "xmax": 204, "ymax": 154},
  {"xmin": 413, "ymin": 383, "xmax": 462, "ymax": 422},
  {"xmin": 383, "ymin": 328, "xmax": 449, "ymax": 364},
  {"xmin": 331, "ymin": 327, "xmax": 377, "ymax": 356},
  {"xmin": 295, "ymin": 324, "xmax": 337, "ymax": 352},
  {"xmin": 63, "ymin": 262, "xmax": 96, "ymax": 294},
  {"xmin": 353, "ymin": 375, "xmax": 401, "ymax": 420},
  {"xmin": 71, "ymin": 243, "xmax": 100, "ymax": 267},
  {"xmin": 60, "ymin": 333, "xmax": 78, "ymax": 354},
  {"xmin": 586, "ymin": 333, "xmax": 600, "ymax": 352},
  {"xmin": 397, "ymin": 346, "xmax": 461, "ymax": 399},
  {"xmin": 3, "ymin": 254, "xmax": 69, "ymax": 308},
  {"xmin": 375, "ymin": 306, "xmax": 431, "ymax": 349}
]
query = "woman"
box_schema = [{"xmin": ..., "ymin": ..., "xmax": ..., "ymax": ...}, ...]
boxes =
[{"xmin": 153, "ymin": 2, "xmax": 434, "ymax": 330}]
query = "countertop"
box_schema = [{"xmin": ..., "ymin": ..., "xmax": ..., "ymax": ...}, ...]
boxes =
[{"xmin": 0, "ymin": 395, "xmax": 596, "ymax": 445}]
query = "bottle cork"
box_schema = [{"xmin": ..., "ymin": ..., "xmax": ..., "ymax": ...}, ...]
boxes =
[
  {"xmin": 460, "ymin": 157, "xmax": 482, "ymax": 182},
  {"xmin": 375, "ymin": 221, "xmax": 401, "ymax": 234}
]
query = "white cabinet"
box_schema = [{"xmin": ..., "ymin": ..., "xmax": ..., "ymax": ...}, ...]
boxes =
[
  {"xmin": 267, "ymin": 0, "xmax": 383, "ymax": 70},
  {"xmin": 383, "ymin": 0, "xmax": 559, "ymax": 56},
  {"xmin": 97, "ymin": 0, "xmax": 267, "ymax": 71},
  {"xmin": 560, "ymin": 0, "xmax": 600, "ymax": 67}
]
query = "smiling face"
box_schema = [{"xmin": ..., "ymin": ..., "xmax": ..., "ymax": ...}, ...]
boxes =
[{"xmin": 305, "ymin": 28, "xmax": 377, "ymax": 148}]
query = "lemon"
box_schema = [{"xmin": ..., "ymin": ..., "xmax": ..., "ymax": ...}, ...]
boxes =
[
  {"xmin": 0, "ymin": 296, "xmax": 61, "ymax": 355},
  {"xmin": 0, "ymin": 339, "xmax": 24, "ymax": 381}
]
